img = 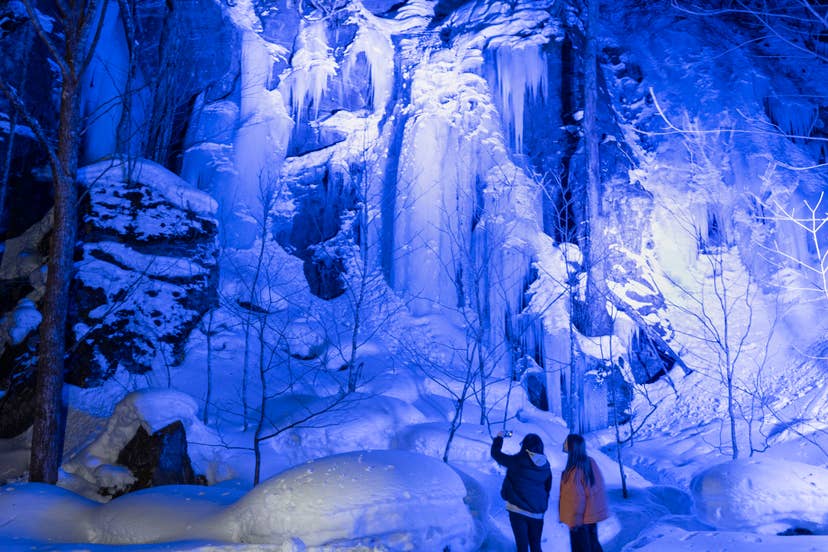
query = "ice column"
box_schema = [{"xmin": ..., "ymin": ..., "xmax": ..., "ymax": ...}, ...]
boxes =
[
  {"xmin": 280, "ymin": 20, "xmax": 338, "ymax": 122},
  {"xmin": 343, "ymin": 24, "xmax": 395, "ymax": 113},
  {"xmin": 492, "ymin": 43, "xmax": 549, "ymax": 153},
  {"xmin": 81, "ymin": 1, "xmax": 142, "ymax": 162}
]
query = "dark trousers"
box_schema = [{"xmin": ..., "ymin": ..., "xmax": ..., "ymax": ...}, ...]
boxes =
[
  {"xmin": 569, "ymin": 523, "xmax": 603, "ymax": 552},
  {"xmin": 508, "ymin": 511, "xmax": 544, "ymax": 552}
]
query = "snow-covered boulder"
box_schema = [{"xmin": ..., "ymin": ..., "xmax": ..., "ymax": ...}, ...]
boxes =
[
  {"xmin": 691, "ymin": 457, "xmax": 828, "ymax": 533},
  {"xmin": 62, "ymin": 389, "xmax": 229, "ymax": 498},
  {"xmin": 224, "ymin": 449, "xmax": 478, "ymax": 550},
  {"xmin": 70, "ymin": 159, "xmax": 219, "ymax": 385}
]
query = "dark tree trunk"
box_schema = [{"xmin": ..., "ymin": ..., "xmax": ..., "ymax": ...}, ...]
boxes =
[
  {"xmin": 30, "ymin": 73, "xmax": 81, "ymax": 484},
  {"xmin": 28, "ymin": 0, "xmax": 108, "ymax": 484}
]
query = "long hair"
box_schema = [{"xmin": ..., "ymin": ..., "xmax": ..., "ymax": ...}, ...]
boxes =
[{"xmin": 563, "ymin": 433, "xmax": 595, "ymax": 486}]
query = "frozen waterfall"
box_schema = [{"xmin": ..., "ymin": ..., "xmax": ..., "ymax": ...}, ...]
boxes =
[{"xmin": 490, "ymin": 43, "xmax": 549, "ymax": 153}]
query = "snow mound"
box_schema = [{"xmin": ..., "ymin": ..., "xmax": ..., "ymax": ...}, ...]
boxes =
[
  {"xmin": 90, "ymin": 485, "xmax": 242, "ymax": 545},
  {"xmin": 691, "ymin": 457, "xmax": 828, "ymax": 533},
  {"xmin": 224, "ymin": 449, "xmax": 478, "ymax": 550},
  {"xmin": 0, "ymin": 483, "xmax": 97, "ymax": 543},
  {"xmin": 623, "ymin": 524, "xmax": 828, "ymax": 552}
]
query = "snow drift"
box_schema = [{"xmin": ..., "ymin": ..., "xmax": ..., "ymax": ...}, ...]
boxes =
[
  {"xmin": 224, "ymin": 449, "xmax": 478, "ymax": 550},
  {"xmin": 691, "ymin": 457, "xmax": 828, "ymax": 534}
]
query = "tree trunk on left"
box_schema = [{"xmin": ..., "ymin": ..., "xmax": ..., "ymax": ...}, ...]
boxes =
[{"xmin": 29, "ymin": 62, "xmax": 82, "ymax": 486}]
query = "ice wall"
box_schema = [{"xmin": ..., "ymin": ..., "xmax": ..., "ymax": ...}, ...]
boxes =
[
  {"xmin": 392, "ymin": 40, "xmax": 548, "ymax": 380},
  {"xmin": 232, "ymin": 30, "xmax": 293, "ymax": 247},
  {"xmin": 343, "ymin": 21, "xmax": 395, "ymax": 114},
  {"xmin": 393, "ymin": 62, "xmax": 488, "ymax": 315}
]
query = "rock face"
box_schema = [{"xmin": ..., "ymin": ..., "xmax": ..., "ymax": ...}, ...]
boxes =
[
  {"xmin": 68, "ymin": 160, "xmax": 219, "ymax": 386},
  {"xmin": 112, "ymin": 421, "xmax": 198, "ymax": 497},
  {"xmin": 0, "ymin": 160, "xmax": 219, "ymax": 433}
]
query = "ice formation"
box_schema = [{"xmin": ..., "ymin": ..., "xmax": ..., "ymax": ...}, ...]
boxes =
[
  {"xmin": 491, "ymin": 43, "xmax": 549, "ymax": 153},
  {"xmin": 343, "ymin": 16, "xmax": 395, "ymax": 114},
  {"xmin": 280, "ymin": 20, "xmax": 338, "ymax": 122}
]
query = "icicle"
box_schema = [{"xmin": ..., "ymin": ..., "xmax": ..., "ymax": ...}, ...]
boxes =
[
  {"xmin": 764, "ymin": 95, "xmax": 818, "ymax": 138},
  {"xmin": 492, "ymin": 43, "xmax": 549, "ymax": 153},
  {"xmin": 343, "ymin": 24, "xmax": 394, "ymax": 114},
  {"xmin": 282, "ymin": 20, "xmax": 338, "ymax": 122}
]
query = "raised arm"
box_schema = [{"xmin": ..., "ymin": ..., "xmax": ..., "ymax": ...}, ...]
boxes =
[{"xmin": 490, "ymin": 434, "xmax": 517, "ymax": 468}]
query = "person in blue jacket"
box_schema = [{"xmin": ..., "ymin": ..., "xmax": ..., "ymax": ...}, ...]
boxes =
[{"xmin": 491, "ymin": 431, "xmax": 553, "ymax": 552}]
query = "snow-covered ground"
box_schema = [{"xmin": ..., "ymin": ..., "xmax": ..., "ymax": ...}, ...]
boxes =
[{"xmin": 2, "ymin": 356, "xmax": 828, "ymax": 551}]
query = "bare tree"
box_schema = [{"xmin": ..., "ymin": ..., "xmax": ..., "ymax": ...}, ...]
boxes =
[
  {"xmin": 0, "ymin": 23, "xmax": 33, "ymax": 237},
  {"xmin": 0, "ymin": 0, "xmax": 110, "ymax": 483},
  {"xmin": 671, "ymin": 0, "xmax": 828, "ymax": 64},
  {"xmin": 309, "ymin": 131, "xmax": 408, "ymax": 394},
  {"xmin": 656, "ymin": 214, "xmax": 756, "ymax": 459},
  {"xmin": 758, "ymin": 190, "xmax": 828, "ymax": 305}
]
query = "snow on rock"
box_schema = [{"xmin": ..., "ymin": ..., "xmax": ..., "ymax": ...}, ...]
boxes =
[
  {"xmin": 224, "ymin": 449, "xmax": 478, "ymax": 550},
  {"xmin": 70, "ymin": 158, "xmax": 219, "ymax": 384},
  {"xmin": 79, "ymin": 159, "xmax": 218, "ymax": 222},
  {"xmin": 62, "ymin": 389, "xmax": 230, "ymax": 496},
  {"xmin": 691, "ymin": 457, "xmax": 828, "ymax": 533}
]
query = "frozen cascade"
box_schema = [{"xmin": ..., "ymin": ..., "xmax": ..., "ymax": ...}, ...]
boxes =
[
  {"xmin": 393, "ymin": 64, "xmax": 489, "ymax": 315},
  {"xmin": 342, "ymin": 18, "xmax": 395, "ymax": 114},
  {"xmin": 232, "ymin": 30, "xmax": 293, "ymax": 247},
  {"xmin": 280, "ymin": 20, "xmax": 338, "ymax": 122},
  {"xmin": 394, "ymin": 50, "xmax": 545, "ymax": 378},
  {"xmin": 491, "ymin": 43, "xmax": 549, "ymax": 153}
]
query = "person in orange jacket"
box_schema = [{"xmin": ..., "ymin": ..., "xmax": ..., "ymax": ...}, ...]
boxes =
[{"xmin": 558, "ymin": 434, "xmax": 609, "ymax": 552}]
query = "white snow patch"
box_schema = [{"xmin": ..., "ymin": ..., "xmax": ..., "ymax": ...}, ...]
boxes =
[
  {"xmin": 223, "ymin": 449, "xmax": 478, "ymax": 550},
  {"xmin": 78, "ymin": 159, "xmax": 218, "ymax": 217},
  {"xmin": 691, "ymin": 457, "xmax": 828, "ymax": 533},
  {"xmin": 5, "ymin": 298, "xmax": 41, "ymax": 345}
]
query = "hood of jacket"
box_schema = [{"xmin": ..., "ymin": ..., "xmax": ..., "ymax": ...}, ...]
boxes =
[{"xmin": 527, "ymin": 450, "xmax": 548, "ymax": 467}]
